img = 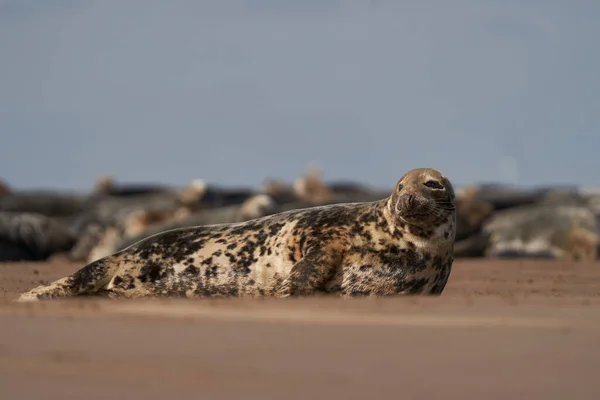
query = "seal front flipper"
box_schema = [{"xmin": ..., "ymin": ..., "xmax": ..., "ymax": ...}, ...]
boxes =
[
  {"xmin": 17, "ymin": 256, "xmax": 118, "ymax": 302},
  {"xmin": 279, "ymin": 246, "xmax": 341, "ymax": 297}
]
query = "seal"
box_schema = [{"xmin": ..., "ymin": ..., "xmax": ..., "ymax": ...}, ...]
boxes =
[
  {"xmin": 0, "ymin": 211, "xmax": 76, "ymax": 262},
  {"xmin": 17, "ymin": 168, "xmax": 456, "ymax": 302},
  {"xmin": 482, "ymin": 203, "xmax": 598, "ymax": 261}
]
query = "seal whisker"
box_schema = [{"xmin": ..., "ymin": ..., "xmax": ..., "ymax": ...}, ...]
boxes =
[{"xmin": 423, "ymin": 204, "xmax": 455, "ymax": 214}]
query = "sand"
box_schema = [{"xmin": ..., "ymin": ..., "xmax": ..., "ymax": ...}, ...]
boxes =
[{"xmin": 1, "ymin": 259, "xmax": 600, "ymax": 399}]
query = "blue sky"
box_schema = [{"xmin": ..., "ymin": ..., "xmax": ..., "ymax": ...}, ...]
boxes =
[{"xmin": 1, "ymin": 0, "xmax": 598, "ymax": 191}]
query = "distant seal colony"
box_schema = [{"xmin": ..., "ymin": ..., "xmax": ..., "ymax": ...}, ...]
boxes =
[{"xmin": 18, "ymin": 168, "xmax": 457, "ymax": 301}]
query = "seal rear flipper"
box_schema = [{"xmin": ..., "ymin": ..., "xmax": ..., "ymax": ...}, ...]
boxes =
[{"xmin": 16, "ymin": 256, "xmax": 118, "ymax": 302}]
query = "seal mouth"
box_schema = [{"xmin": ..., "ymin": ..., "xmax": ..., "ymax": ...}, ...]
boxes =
[
  {"xmin": 397, "ymin": 194, "xmax": 426, "ymax": 215},
  {"xmin": 395, "ymin": 194, "xmax": 452, "ymax": 226}
]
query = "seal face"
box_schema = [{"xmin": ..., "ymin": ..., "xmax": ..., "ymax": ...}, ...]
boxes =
[{"xmin": 17, "ymin": 168, "xmax": 456, "ymax": 301}]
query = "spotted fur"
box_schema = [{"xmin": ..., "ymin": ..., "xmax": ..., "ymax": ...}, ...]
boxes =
[
  {"xmin": 0, "ymin": 211, "xmax": 76, "ymax": 261},
  {"xmin": 18, "ymin": 168, "xmax": 456, "ymax": 301}
]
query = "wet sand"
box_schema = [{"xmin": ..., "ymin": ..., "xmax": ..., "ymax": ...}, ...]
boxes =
[{"xmin": 1, "ymin": 259, "xmax": 600, "ymax": 399}]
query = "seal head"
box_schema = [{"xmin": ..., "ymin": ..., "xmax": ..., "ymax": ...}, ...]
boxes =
[{"xmin": 390, "ymin": 168, "xmax": 455, "ymax": 229}]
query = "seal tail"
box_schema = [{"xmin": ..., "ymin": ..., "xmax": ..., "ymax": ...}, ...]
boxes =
[{"xmin": 17, "ymin": 256, "xmax": 119, "ymax": 302}]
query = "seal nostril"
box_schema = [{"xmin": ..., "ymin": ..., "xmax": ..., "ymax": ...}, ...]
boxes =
[{"xmin": 402, "ymin": 194, "xmax": 415, "ymax": 207}]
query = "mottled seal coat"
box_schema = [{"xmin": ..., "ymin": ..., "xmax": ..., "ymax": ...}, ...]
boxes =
[
  {"xmin": 114, "ymin": 195, "xmax": 277, "ymax": 253},
  {"xmin": 82, "ymin": 194, "xmax": 278, "ymax": 264},
  {"xmin": 18, "ymin": 168, "xmax": 456, "ymax": 302},
  {"xmin": 0, "ymin": 212, "xmax": 76, "ymax": 262},
  {"xmin": 482, "ymin": 204, "xmax": 598, "ymax": 261},
  {"xmin": 55, "ymin": 179, "xmax": 210, "ymax": 262}
]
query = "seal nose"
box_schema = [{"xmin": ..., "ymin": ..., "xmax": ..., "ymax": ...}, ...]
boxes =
[{"xmin": 401, "ymin": 194, "xmax": 417, "ymax": 208}]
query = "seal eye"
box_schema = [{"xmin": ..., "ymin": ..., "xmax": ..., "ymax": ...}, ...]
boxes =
[{"xmin": 424, "ymin": 180, "xmax": 444, "ymax": 190}]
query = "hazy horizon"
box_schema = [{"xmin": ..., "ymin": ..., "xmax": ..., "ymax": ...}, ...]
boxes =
[{"xmin": 1, "ymin": 0, "xmax": 598, "ymax": 191}]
